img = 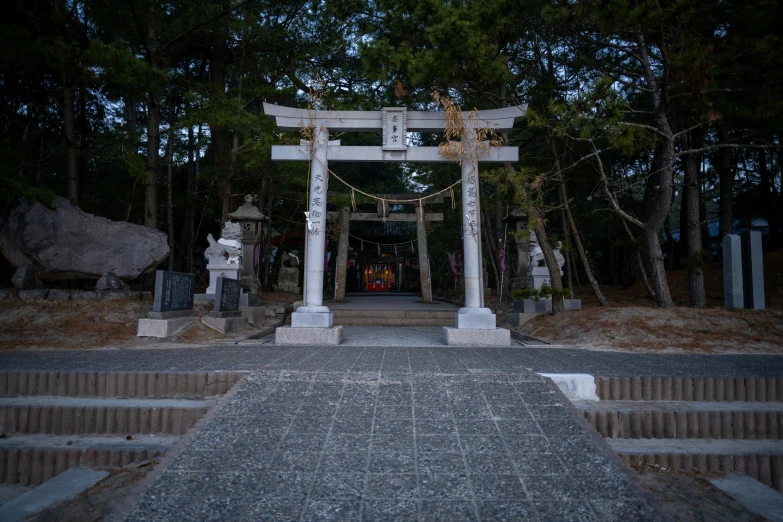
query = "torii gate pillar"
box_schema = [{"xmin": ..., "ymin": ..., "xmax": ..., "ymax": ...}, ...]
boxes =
[{"xmin": 277, "ymin": 124, "xmax": 343, "ymax": 345}]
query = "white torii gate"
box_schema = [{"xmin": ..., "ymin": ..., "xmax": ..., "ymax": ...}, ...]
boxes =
[{"xmin": 264, "ymin": 102, "xmax": 525, "ymax": 346}]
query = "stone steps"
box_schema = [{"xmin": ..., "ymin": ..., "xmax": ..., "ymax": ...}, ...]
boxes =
[
  {"xmin": 0, "ymin": 434, "xmax": 177, "ymax": 486},
  {"xmin": 610, "ymin": 439, "xmax": 783, "ymax": 492},
  {"xmin": 578, "ymin": 374, "xmax": 783, "ymax": 494},
  {"xmin": 576, "ymin": 400, "xmax": 783, "ymax": 440},
  {"xmin": 595, "ymin": 376, "xmax": 783, "ymax": 402},
  {"xmin": 331, "ymin": 309, "xmax": 454, "ymax": 326},
  {"xmin": 0, "ymin": 397, "xmax": 209, "ymax": 435},
  {"xmin": 0, "ymin": 371, "xmax": 242, "ymax": 486},
  {"xmin": 0, "ymin": 371, "xmax": 242, "ymax": 398}
]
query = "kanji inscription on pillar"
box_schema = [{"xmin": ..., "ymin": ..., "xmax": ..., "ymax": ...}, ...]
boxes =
[{"xmin": 382, "ymin": 107, "xmax": 407, "ymax": 151}]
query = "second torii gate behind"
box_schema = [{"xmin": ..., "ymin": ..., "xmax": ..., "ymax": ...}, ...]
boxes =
[
  {"xmin": 328, "ymin": 191, "xmax": 446, "ymax": 303},
  {"xmin": 265, "ymin": 103, "xmax": 525, "ymax": 346}
]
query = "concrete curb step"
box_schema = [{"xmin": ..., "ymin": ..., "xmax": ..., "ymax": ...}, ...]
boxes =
[
  {"xmin": 0, "ymin": 434, "xmax": 177, "ymax": 486},
  {"xmin": 0, "ymin": 371, "xmax": 242, "ymax": 398},
  {"xmin": 332, "ymin": 309, "xmax": 455, "ymax": 326},
  {"xmin": 609, "ymin": 438, "xmax": 783, "ymax": 492},
  {"xmin": 577, "ymin": 400, "xmax": 783, "ymax": 440},
  {"xmin": 334, "ymin": 318, "xmax": 453, "ymax": 326},
  {"xmin": 332, "ymin": 309, "xmax": 455, "ymax": 319},
  {"xmin": 595, "ymin": 376, "xmax": 783, "ymax": 402},
  {"xmin": 0, "ymin": 397, "xmax": 210, "ymax": 435}
]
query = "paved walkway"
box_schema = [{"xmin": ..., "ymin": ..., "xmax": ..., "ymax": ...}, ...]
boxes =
[
  {"xmin": 124, "ymin": 370, "xmax": 651, "ymax": 521},
  {"xmin": 2, "ymin": 341, "xmax": 782, "ymax": 377},
  {"xmin": 4, "ymin": 337, "xmax": 783, "ymax": 520}
]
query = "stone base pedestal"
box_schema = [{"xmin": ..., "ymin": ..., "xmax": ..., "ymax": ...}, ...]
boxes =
[
  {"xmin": 443, "ymin": 327, "xmax": 510, "ymax": 347},
  {"xmin": 137, "ymin": 316, "xmax": 196, "ymax": 338},
  {"xmin": 241, "ymin": 307, "xmax": 266, "ymax": 326},
  {"xmin": 275, "ymin": 326, "xmax": 343, "ymax": 345},
  {"xmin": 506, "ymin": 312, "xmax": 545, "ymax": 327},
  {"xmin": 454, "ymin": 308, "xmax": 497, "ymax": 329},
  {"xmin": 513, "ymin": 299, "xmax": 582, "ymax": 313},
  {"xmin": 206, "ymin": 261, "xmax": 240, "ymax": 294},
  {"xmin": 203, "ymin": 311, "xmax": 246, "ymax": 334}
]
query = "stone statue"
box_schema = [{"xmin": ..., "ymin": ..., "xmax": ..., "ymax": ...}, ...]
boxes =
[
  {"xmin": 527, "ymin": 233, "xmax": 565, "ymax": 290},
  {"xmin": 282, "ymin": 250, "xmax": 300, "ymax": 267},
  {"xmin": 205, "ymin": 222, "xmax": 242, "ymax": 265}
]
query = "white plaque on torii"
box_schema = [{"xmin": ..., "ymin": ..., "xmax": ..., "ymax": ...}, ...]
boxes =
[{"xmin": 382, "ymin": 107, "xmax": 407, "ymax": 151}]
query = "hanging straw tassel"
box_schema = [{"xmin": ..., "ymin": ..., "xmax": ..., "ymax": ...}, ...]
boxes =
[
  {"xmin": 450, "ymin": 187, "xmax": 456, "ymax": 209},
  {"xmin": 411, "ymin": 241, "xmax": 415, "ymax": 254},
  {"xmin": 377, "ymin": 243, "xmax": 381, "ymax": 256},
  {"xmin": 351, "ymin": 188, "xmax": 357, "ymax": 212}
]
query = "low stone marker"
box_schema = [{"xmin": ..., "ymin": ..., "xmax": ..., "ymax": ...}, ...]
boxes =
[
  {"xmin": 741, "ymin": 230, "xmax": 765, "ymax": 310},
  {"xmin": 137, "ymin": 270, "xmax": 196, "ymax": 338},
  {"xmin": 203, "ymin": 276, "xmax": 247, "ymax": 334},
  {"xmin": 723, "ymin": 234, "xmax": 744, "ymax": 309}
]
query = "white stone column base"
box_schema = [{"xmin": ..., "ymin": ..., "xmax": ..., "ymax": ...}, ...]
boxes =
[
  {"xmin": 291, "ymin": 310, "xmax": 334, "ymax": 328},
  {"xmin": 454, "ymin": 308, "xmax": 497, "ymax": 329},
  {"xmin": 443, "ymin": 326, "xmax": 510, "ymax": 347},
  {"xmin": 275, "ymin": 326, "xmax": 343, "ymax": 345}
]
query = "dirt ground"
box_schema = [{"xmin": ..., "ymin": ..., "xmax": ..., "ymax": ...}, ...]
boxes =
[
  {"xmin": 0, "ymin": 291, "xmax": 300, "ymax": 351},
  {"xmin": 514, "ymin": 250, "xmax": 783, "ymax": 354},
  {"xmin": 630, "ymin": 464, "xmax": 766, "ymax": 521}
]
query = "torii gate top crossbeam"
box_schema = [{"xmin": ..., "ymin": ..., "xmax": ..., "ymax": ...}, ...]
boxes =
[{"xmin": 263, "ymin": 102, "xmax": 526, "ymax": 132}]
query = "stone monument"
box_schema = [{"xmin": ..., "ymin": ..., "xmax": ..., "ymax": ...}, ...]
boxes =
[
  {"xmin": 203, "ymin": 276, "xmax": 247, "ymax": 334},
  {"xmin": 204, "ymin": 221, "xmax": 242, "ymax": 294},
  {"xmin": 276, "ymin": 250, "xmax": 302, "ymax": 294},
  {"xmin": 137, "ymin": 270, "xmax": 196, "ymax": 338}
]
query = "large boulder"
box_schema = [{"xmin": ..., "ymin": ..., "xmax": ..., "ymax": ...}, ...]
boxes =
[{"xmin": 0, "ymin": 196, "xmax": 169, "ymax": 281}]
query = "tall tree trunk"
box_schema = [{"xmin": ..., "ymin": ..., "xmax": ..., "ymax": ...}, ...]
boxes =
[
  {"xmin": 682, "ymin": 130, "xmax": 706, "ymax": 308},
  {"xmin": 145, "ymin": 91, "xmax": 160, "ymax": 228},
  {"xmin": 638, "ymin": 34, "xmax": 675, "ymax": 307},
  {"xmin": 759, "ymin": 148, "xmax": 781, "ymax": 250},
  {"xmin": 560, "ymin": 208, "xmax": 573, "ymax": 294},
  {"xmin": 532, "ymin": 216, "xmax": 564, "ymax": 314},
  {"xmin": 552, "ymin": 138, "xmax": 608, "ymax": 305},
  {"xmin": 62, "ymin": 71, "xmax": 79, "ymax": 205},
  {"xmin": 178, "ymin": 124, "xmax": 197, "ymax": 272},
  {"xmin": 717, "ymin": 129, "xmax": 733, "ymax": 239},
  {"xmin": 699, "ymin": 162, "xmax": 712, "ymax": 256},
  {"xmin": 144, "ymin": 22, "xmax": 160, "ymax": 228},
  {"xmin": 166, "ymin": 93, "xmax": 175, "ymax": 271}
]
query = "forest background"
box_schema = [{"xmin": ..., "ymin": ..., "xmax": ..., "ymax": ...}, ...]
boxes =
[{"xmin": 1, "ymin": 0, "xmax": 781, "ymax": 311}]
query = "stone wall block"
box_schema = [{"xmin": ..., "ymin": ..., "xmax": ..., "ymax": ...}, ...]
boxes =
[{"xmin": 610, "ymin": 377, "xmax": 621, "ymax": 400}]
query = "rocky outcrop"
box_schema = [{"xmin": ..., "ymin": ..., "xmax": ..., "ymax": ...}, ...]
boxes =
[{"xmin": 0, "ymin": 196, "xmax": 169, "ymax": 281}]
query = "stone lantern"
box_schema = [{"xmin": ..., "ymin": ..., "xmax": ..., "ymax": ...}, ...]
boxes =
[
  {"xmin": 228, "ymin": 195, "xmax": 267, "ymax": 301},
  {"xmin": 504, "ymin": 209, "xmax": 532, "ymax": 289}
]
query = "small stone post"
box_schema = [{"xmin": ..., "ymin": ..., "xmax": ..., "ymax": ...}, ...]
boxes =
[
  {"xmin": 741, "ymin": 229, "xmax": 765, "ymax": 309},
  {"xmin": 335, "ymin": 208, "xmax": 350, "ymax": 301},
  {"xmin": 722, "ymin": 234, "xmax": 744, "ymax": 309},
  {"xmin": 415, "ymin": 204, "xmax": 432, "ymax": 303}
]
